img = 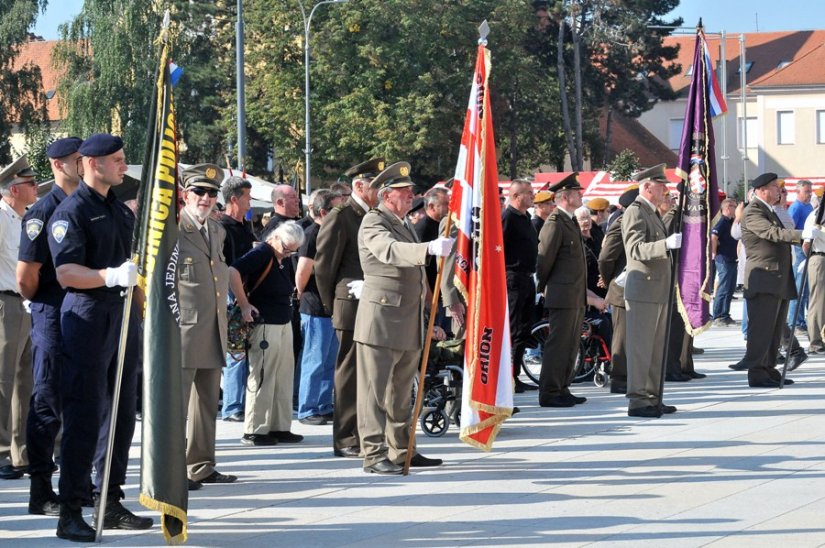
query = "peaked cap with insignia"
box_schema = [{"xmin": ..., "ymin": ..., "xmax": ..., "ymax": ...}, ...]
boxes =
[
  {"xmin": 370, "ymin": 161, "xmax": 415, "ymax": 190},
  {"xmin": 0, "ymin": 155, "xmax": 36, "ymax": 187},
  {"xmin": 548, "ymin": 172, "xmax": 582, "ymax": 193},
  {"xmin": 181, "ymin": 163, "xmax": 223, "ymax": 190},
  {"xmin": 632, "ymin": 163, "xmax": 669, "ymax": 184},
  {"xmin": 345, "ymin": 158, "xmax": 385, "ymax": 180}
]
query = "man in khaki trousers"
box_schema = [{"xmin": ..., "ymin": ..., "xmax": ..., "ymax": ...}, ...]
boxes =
[
  {"xmin": 178, "ymin": 164, "xmax": 236, "ymax": 488},
  {"xmin": 354, "ymin": 161, "xmax": 453, "ymax": 475}
]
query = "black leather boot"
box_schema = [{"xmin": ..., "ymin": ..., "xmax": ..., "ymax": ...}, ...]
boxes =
[
  {"xmin": 56, "ymin": 502, "xmax": 95, "ymax": 542},
  {"xmin": 28, "ymin": 474, "xmax": 60, "ymax": 516},
  {"xmin": 93, "ymin": 496, "xmax": 153, "ymax": 530}
]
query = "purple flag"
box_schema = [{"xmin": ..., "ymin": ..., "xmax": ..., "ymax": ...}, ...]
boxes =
[{"xmin": 674, "ymin": 25, "xmax": 725, "ymax": 335}]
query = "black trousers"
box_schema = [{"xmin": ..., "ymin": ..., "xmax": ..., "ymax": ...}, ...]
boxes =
[
  {"xmin": 743, "ymin": 293, "xmax": 787, "ymax": 382},
  {"xmin": 506, "ymin": 271, "xmax": 535, "ymax": 379}
]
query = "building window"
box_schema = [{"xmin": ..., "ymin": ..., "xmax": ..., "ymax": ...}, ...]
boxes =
[
  {"xmin": 668, "ymin": 118, "xmax": 684, "ymax": 150},
  {"xmin": 777, "ymin": 111, "xmax": 794, "ymax": 145},
  {"xmin": 817, "ymin": 110, "xmax": 825, "ymax": 144},
  {"xmin": 737, "ymin": 117, "xmax": 757, "ymax": 150}
]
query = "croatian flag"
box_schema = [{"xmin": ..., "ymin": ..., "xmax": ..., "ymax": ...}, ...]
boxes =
[{"xmin": 701, "ymin": 33, "xmax": 727, "ymax": 117}]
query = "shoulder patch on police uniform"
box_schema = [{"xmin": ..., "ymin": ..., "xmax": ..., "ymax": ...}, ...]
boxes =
[
  {"xmin": 51, "ymin": 220, "xmax": 69, "ymax": 244},
  {"xmin": 26, "ymin": 219, "xmax": 44, "ymax": 241}
]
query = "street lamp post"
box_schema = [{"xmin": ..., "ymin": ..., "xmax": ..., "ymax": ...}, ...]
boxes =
[{"xmin": 298, "ymin": 0, "xmax": 348, "ymax": 196}]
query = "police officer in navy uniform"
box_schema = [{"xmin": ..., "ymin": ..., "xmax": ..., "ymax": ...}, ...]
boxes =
[
  {"xmin": 17, "ymin": 138, "xmax": 83, "ymax": 516},
  {"xmin": 47, "ymin": 134, "xmax": 152, "ymax": 542}
]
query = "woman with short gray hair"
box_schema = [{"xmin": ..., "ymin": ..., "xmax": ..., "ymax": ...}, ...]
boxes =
[{"xmin": 229, "ymin": 220, "xmax": 305, "ymax": 446}]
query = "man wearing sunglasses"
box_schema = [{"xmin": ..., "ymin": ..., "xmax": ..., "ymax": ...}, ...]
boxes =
[
  {"xmin": 176, "ymin": 164, "xmax": 236, "ymax": 490},
  {"xmin": 0, "ymin": 155, "xmax": 38, "ymax": 483}
]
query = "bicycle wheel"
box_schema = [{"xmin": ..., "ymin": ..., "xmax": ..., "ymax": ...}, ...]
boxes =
[
  {"xmin": 523, "ymin": 320, "xmax": 549, "ymax": 384},
  {"xmin": 571, "ymin": 337, "xmax": 599, "ymax": 383}
]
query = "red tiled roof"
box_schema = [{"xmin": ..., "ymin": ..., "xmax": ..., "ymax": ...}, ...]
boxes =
[
  {"xmin": 750, "ymin": 41, "xmax": 825, "ymax": 87},
  {"xmin": 11, "ymin": 39, "xmax": 62, "ymax": 122},
  {"xmin": 662, "ymin": 30, "xmax": 825, "ymax": 95},
  {"xmin": 600, "ymin": 113, "xmax": 678, "ymax": 167}
]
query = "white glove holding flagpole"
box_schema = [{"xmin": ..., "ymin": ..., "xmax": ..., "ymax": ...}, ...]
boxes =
[
  {"xmin": 665, "ymin": 233, "xmax": 682, "ymax": 250},
  {"xmin": 105, "ymin": 261, "xmax": 138, "ymax": 288},
  {"xmin": 427, "ymin": 237, "xmax": 455, "ymax": 257},
  {"xmin": 347, "ymin": 280, "xmax": 364, "ymax": 299}
]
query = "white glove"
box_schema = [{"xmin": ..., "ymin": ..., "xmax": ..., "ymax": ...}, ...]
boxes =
[
  {"xmin": 665, "ymin": 233, "xmax": 682, "ymax": 250},
  {"xmin": 105, "ymin": 261, "xmax": 138, "ymax": 288},
  {"xmin": 427, "ymin": 237, "xmax": 455, "ymax": 257},
  {"xmin": 347, "ymin": 280, "xmax": 364, "ymax": 299},
  {"xmin": 802, "ymin": 226, "xmax": 822, "ymax": 241}
]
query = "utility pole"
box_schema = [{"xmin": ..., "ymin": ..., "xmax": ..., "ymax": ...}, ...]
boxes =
[{"xmin": 236, "ymin": 0, "xmax": 247, "ymax": 171}]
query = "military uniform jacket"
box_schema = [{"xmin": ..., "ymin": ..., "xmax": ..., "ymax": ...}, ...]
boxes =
[
  {"xmin": 314, "ymin": 197, "xmax": 367, "ymax": 331},
  {"xmin": 536, "ymin": 209, "xmax": 587, "ymax": 309},
  {"xmin": 621, "ymin": 198, "xmax": 670, "ymax": 304},
  {"xmin": 178, "ymin": 208, "xmax": 229, "ymax": 368},
  {"xmin": 598, "ymin": 214, "xmax": 626, "ymax": 309},
  {"xmin": 741, "ymin": 198, "xmax": 801, "ymax": 300},
  {"xmin": 354, "ymin": 203, "xmax": 429, "ymax": 351}
]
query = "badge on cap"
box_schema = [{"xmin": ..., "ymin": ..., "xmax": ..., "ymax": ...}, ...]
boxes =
[
  {"xmin": 400, "ymin": 166, "xmax": 409, "ymax": 177},
  {"xmin": 378, "ymin": 161, "xmax": 385, "ymax": 170},
  {"xmin": 205, "ymin": 167, "xmax": 217, "ymax": 180},
  {"xmin": 26, "ymin": 219, "xmax": 43, "ymax": 241},
  {"xmin": 51, "ymin": 220, "xmax": 69, "ymax": 244}
]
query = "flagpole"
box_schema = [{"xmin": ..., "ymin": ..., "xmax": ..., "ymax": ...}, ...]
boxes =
[
  {"xmin": 781, "ymin": 197, "xmax": 825, "ymax": 386},
  {"xmin": 403, "ymin": 214, "xmax": 453, "ymax": 476}
]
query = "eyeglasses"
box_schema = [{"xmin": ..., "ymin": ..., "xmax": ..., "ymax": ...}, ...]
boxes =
[
  {"xmin": 12, "ymin": 179, "xmax": 37, "ymax": 187},
  {"xmin": 190, "ymin": 187, "xmax": 218, "ymax": 198}
]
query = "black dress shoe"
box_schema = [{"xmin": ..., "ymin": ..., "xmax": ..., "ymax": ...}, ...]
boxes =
[
  {"xmin": 539, "ymin": 395, "xmax": 575, "ymax": 408},
  {"xmin": 776, "ymin": 354, "xmax": 786, "ymax": 364},
  {"xmin": 241, "ymin": 433, "xmax": 278, "ymax": 446},
  {"xmin": 691, "ymin": 346, "xmax": 705, "ymax": 355},
  {"xmin": 29, "ymin": 498, "xmax": 61, "ymax": 516},
  {"xmin": 270, "ymin": 431, "xmax": 304, "ymax": 443},
  {"xmin": 94, "ymin": 500, "xmax": 153, "ymax": 530},
  {"xmin": 512, "ymin": 406, "xmax": 520, "ymax": 415},
  {"xmin": 766, "ymin": 368, "xmax": 794, "ymax": 384},
  {"xmin": 610, "ymin": 381, "xmax": 627, "ymax": 394},
  {"xmin": 223, "ymin": 412, "xmax": 244, "ymax": 422},
  {"xmin": 188, "ymin": 479, "xmax": 202, "ymax": 491},
  {"xmin": 728, "ymin": 361, "xmax": 748, "ymax": 371},
  {"xmin": 628, "ymin": 405, "xmax": 662, "ymax": 418},
  {"xmin": 787, "ymin": 351, "xmax": 808, "ymax": 372},
  {"xmin": 299, "ymin": 415, "xmax": 327, "ymax": 426},
  {"xmin": 0, "ymin": 464, "xmax": 24, "ymax": 480},
  {"xmin": 321, "ymin": 412, "xmax": 334, "ymax": 420},
  {"xmin": 665, "ymin": 373, "xmax": 692, "ymax": 382},
  {"xmin": 200, "ymin": 471, "xmax": 237, "ymax": 484},
  {"xmin": 689, "ymin": 371, "xmax": 707, "ymax": 379},
  {"xmin": 749, "ymin": 377, "xmax": 781, "ymax": 388},
  {"xmin": 660, "ymin": 404, "xmax": 677, "ymax": 414},
  {"xmin": 514, "ymin": 379, "xmax": 537, "ymax": 393},
  {"xmin": 562, "ymin": 392, "xmax": 587, "ymax": 404},
  {"xmin": 364, "ymin": 459, "xmax": 403, "ymax": 475},
  {"xmin": 57, "ymin": 504, "xmax": 96, "ymax": 542},
  {"xmin": 334, "ymin": 446, "xmax": 361, "ymax": 458},
  {"xmin": 408, "ymin": 454, "xmax": 443, "ymax": 467}
]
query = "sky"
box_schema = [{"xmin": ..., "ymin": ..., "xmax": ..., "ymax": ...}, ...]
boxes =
[{"xmin": 32, "ymin": 0, "xmax": 825, "ymax": 40}]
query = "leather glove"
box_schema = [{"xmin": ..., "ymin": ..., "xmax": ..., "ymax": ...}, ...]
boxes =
[
  {"xmin": 347, "ymin": 280, "xmax": 364, "ymax": 299},
  {"xmin": 427, "ymin": 237, "xmax": 455, "ymax": 257},
  {"xmin": 665, "ymin": 233, "xmax": 682, "ymax": 250},
  {"xmin": 105, "ymin": 261, "xmax": 138, "ymax": 288}
]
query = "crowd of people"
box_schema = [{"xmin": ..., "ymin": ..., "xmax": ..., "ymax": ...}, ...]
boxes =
[{"xmin": 0, "ymin": 135, "xmax": 822, "ymax": 542}]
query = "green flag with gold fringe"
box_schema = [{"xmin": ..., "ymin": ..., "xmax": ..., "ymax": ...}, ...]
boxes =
[{"xmin": 134, "ymin": 15, "xmax": 187, "ymax": 544}]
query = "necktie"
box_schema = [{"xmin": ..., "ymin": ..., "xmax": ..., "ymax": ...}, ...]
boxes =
[{"xmin": 199, "ymin": 225, "xmax": 209, "ymax": 245}]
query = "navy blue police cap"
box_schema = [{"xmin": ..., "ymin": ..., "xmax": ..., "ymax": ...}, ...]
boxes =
[
  {"xmin": 46, "ymin": 137, "xmax": 84, "ymax": 159},
  {"xmin": 78, "ymin": 133, "xmax": 124, "ymax": 158}
]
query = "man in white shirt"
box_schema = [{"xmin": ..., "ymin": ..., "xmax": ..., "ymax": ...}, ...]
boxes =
[{"xmin": 0, "ymin": 156, "xmax": 38, "ymax": 480}]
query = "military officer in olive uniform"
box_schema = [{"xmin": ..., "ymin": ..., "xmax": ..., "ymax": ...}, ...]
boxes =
[
  {"xmin": 621, "ymin": 164, "xmax": 682, "ymax": 418},
  {"xmin": 737, "ymin": 172, "xmax": 806, "ymax": 387},
  {"xmin": 597, "ymin": 184, "xmax": 639, "ymax": 395},
  {"xmin": 536, "ymin": 173, "xmax": 588, "ymax": 407},
  {"xmin": 354, "ymin": 161, "xmax": 452, "ymax": 475},
  {"xmin": 177, "ymin": 164, "xmax": 237, "ymax": 488},
  {"xmin": 314, "ymin": 158, "xmax": 382, "ymax": 458}
]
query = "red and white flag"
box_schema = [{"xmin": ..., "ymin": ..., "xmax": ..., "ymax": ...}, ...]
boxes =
[{"xmin": 453, "ymin": 42, "xmax": 513, "ymax": 451}]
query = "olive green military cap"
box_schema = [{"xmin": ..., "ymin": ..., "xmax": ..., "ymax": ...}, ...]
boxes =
[
  {"xmin": 181, "ymin": 163, "xmax": 223, "ymax": 190},
  {"xmin": 632, "ymin": 163, "xmax": 669, "ymax": 184},
  {"xmin": 0, "ymin": 155, "xmax": 35, "ymax": 188},
  {"xmin": 345, "ymin": 158, "xmax": 385, "ymax": 179},
  {"xmin": 370, "ymin": 161, "xmax": 415, "ymax": 190}
]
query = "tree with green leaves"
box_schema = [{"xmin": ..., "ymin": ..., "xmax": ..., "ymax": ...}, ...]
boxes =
[{"xmin": 0, "ymin": 0, "xmax": 49, "ymax": 165}]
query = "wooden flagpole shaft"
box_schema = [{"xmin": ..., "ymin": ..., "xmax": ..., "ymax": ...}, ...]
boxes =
[{"xmin": 403, "ymin": 214, "xmax": 454, "ymax": 475}]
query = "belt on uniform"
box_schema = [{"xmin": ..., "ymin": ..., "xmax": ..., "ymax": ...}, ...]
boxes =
[
  {"xmin": 69, "ymin": 288, "xmax": 125, "ymax": 302},
  {"xmin": 0, "ymin": 290, "xmax": 21, "ymax": 298},
  {"xmin": 811, "ymin": 252, "xmax": 825, "ymax": 257}
]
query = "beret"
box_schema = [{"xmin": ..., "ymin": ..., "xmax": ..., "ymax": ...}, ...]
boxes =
[
  {"xmin": 409, "ymin": 197, "xmax": 424, "ymax": 214},
  {"xmin": 79, "ymin": 133, "xmax": 124, "ymax": 157},
  {"xmin": 587, "ymin": 197, "xmax": 609, "ymax": 211},
  {"xmin": 751, "ymin": 173, "xmax": 778, "ymax": 189},
  {"xmin": 534, "ymin": 190, "xmax": 554, "ymax": 204},
  {"xmin": 47, "ymin": 137, "xmax": 84, "ymax": 159},
  {"xmin": 618, "ymin": 184, "xmax": 640, "ymax": 208}
]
